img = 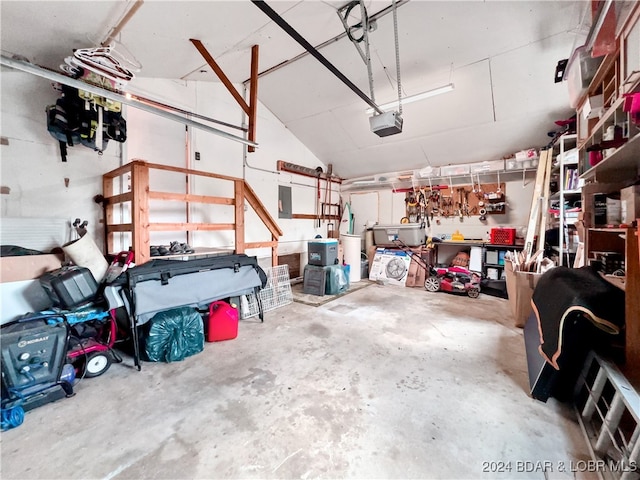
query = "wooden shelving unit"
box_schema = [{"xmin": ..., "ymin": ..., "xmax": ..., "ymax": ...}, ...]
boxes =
[
  {"xmin": 102, "ymin": 160, "xmax": 283, "ymax": 266},
  {"xmin": 574, "ymin": 4, "xmax": 640, "ymax": 387},
  {"xmin": 584, "ymin": 227, "xmax": 640, "ymax": 387}
]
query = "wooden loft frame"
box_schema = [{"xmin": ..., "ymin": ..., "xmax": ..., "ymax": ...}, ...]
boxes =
[
  {"xmin": 102, "ymin": 160, "xmax": 283, "ymax": 266},
  {"xmin": 190, "ymin": 39, "xmax": 259, "ymax": 153}
]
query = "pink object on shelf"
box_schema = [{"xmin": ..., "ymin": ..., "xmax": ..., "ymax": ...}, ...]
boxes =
[
  {"xmin": 589, "ymin": 150, "xmax": 603, "ymax": 167},
  {"xmin": 623, "ymin": 93, "xmax": 640, "ymax": 126},
  {"xmin": 623, "ymin": 93, "xmax": 640, "ymax": 114}
]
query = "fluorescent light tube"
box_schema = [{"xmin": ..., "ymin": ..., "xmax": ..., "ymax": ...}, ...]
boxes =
[
  {"xmin": 366, "ymin": 83, "xmax": 454, "ymax": 114},
  {"xmin": 350, "ymin": 179, "xmax": 378, "ymax": 185}
]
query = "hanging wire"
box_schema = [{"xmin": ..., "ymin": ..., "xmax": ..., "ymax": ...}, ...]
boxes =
[
  {"xmin": 392, "ymin": 0, "xmax": 402, "ymax": 115},
  {"xmin": 374, "ymin": 50, "xmax": 406, "ymax": 96}
]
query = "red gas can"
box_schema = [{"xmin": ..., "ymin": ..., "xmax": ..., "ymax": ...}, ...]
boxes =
[{"xmin": 206, "ymin": 301, "xmax": 239, "ymax": 342}]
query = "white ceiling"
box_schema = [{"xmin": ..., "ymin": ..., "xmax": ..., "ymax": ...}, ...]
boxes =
[{"xmin": 1, "ymin": 0, "xmax": 588, "ymax": 179}]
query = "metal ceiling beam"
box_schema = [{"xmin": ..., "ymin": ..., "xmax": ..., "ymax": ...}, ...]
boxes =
[
  {"xmin": 244, "ymin": 0, "xmax": 409, "ymax": 84},
  {"xmin": 0, "ymin": 55, "xmax": 257, "ymax": 148},
  {"xmin": 251, "ymin": 0, "xmax": 384, "ymax": 115}
]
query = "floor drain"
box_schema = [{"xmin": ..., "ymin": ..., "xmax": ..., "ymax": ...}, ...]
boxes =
[{"xmin": 329, "ymin": 305, "xmax": 356, "ymax": 314}]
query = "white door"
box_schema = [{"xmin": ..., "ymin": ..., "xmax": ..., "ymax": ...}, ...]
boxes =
[{"xmin": 349, "ymin": 192, "xmax": 379, "ymax": 237}]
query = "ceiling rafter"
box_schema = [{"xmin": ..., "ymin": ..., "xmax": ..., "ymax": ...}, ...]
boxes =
[{"xmin": 190, "ymin": 39, "xmax": 259, "ymax": 152}]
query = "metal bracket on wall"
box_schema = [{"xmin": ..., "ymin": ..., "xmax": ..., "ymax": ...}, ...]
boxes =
[{"xmin": 0, "ymin": 55, "xmax": 257, "ymax": 148}]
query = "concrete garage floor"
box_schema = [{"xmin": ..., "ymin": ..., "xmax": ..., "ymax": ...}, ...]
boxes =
[{"xmin": 1, "ymin": 283, "xmax": 595, "ymax": 480}]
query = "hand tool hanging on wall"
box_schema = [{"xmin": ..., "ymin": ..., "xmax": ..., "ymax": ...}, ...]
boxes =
[
  {"xmin": 463, "ymin": 189, "xmax": 470, "ymax": 217},
  {"xmin": 71, "ymin": 218, "xmax": 89, "ymax": 239},
  {"xmin": 405, "ymin": 191, "xmax": 418, "ymax": 223},
  {"xmin": 315, "ymin": 166, "xmax": 323, "ymax": 227},
  {"xmin": 475, "ymin": 173, "xmax": 483, "ymax": 199},
  {"xmin": 418, "ymin": 188, "xmax": 430, "ymax": 228},
  {"xmin": 327, "ymin": 163, "xmax": 333, "ymax": 222}
]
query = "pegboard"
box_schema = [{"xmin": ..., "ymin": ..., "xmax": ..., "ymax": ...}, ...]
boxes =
[{"xmin": 404, "ymin": 183, "xmax": 506, "ymax": 223}]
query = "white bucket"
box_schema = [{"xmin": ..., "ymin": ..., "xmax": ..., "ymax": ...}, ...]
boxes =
[
  {"xmin": 341, "ymin": 233, "xmax": 362, "ymax": 283},
  {"xmin": 62, "ymin": 234, "xmax": 108, "ymax": 283}
]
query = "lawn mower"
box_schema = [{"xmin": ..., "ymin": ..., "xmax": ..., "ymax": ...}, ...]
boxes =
[{"xmin": 424, "ymin": 265, "xmax": 481, "ymax": 298}]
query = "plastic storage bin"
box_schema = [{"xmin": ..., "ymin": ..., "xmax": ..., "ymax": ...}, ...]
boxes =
[
  {"xmin": 440, "ymin": 164, "xmax": 470, "ymax": 176},
  {"xmin": 373, "ymin": 223, "xmax": 425, "ymax": 246},
  {"xmin": 308, "ymin": 239, "xmax": 338, "ymax": 266},
  {"xmin": 490, "ymin": 228, "xmax": 516, "ymax": 246},
  {"xmin": 303, "ymin": 265, "xmax": 326, "ymax": 296}
]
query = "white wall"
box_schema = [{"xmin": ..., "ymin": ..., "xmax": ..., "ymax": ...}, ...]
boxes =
[
  {"xmin": 0, "ymin": 72, "xmax": 333, "ymax": 261},
  {"xmin": 1, "ymin": 72, "xmax": 122, "ymax": 246},
  {"xmin": 122, "ymin": 78, "xmax": 338, "ymax": 259}
]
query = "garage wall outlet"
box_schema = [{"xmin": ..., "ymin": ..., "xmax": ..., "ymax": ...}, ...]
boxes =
[{"xmin": 195, "ymin": 152, "xmax": 200, "ymax": 161}]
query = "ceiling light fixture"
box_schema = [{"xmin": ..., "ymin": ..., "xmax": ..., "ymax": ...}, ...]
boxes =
[
  {"xmin": 366, "ymin": 83, "xmax": 455, "ymax": 114},
  {"xmin": 350, "ymin": 178, "xmax": 378, "ymax": 185}
]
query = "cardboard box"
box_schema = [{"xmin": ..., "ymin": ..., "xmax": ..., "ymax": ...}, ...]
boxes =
[
  {"xmin": 621, "ymin": 185, "xmax": 640, "ymax": 224},
  {"xmin": 405, "ymin": 256, "xmax": 427, "ymax": 287},
  {"xmin": 504, "ymin": 260, "xmax": 542, "ymax": 328},
  {"xmin": 369, "ymin": 248, "xmax": 412, "ymax": 286},
  {"xmin": 583, "ymin": 94, "xmax": 604, "ymax": 119},
  {"xmin": 0, "ymin": 254, "xmax": 63, "ymax": 283},
  {"xmin": 367, "ymin": 245, "xmax": 377, "ymax": 273}
]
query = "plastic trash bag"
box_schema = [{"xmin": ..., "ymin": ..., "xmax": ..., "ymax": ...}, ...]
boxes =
[
  {"xmin": 326, "ymin": 265, "xmax": 349, "ymax": 295},
  {"xmin": 144, "ymin": 307, "xmax": 204, "ymax": 362}
]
